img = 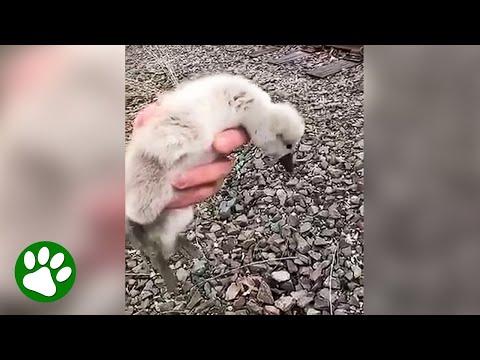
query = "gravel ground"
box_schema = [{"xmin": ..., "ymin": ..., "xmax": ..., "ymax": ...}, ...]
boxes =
[{"xmin": 125, "ymin": 45, "xmax": 364, "ymax": 315}]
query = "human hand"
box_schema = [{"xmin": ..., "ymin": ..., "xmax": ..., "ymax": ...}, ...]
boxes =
[{"xmin": 133, "ymin": 103, "xmax": 250, "ymax": 209}]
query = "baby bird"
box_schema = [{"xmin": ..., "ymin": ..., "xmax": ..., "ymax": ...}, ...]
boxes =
[{"xmin": 126, "ymin": 73, "xmax": 305, "ymax": 291}]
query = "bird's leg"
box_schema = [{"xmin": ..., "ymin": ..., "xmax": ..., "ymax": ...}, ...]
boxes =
[
  {"xmin": 151, "ymin": 243, "xmax": 178, "ymax": 293},
  {"xmin": 177, "ymin": 233, "xmax": 202, "ymax": 259}
]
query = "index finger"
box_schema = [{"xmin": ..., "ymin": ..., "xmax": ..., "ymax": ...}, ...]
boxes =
[{"xmin": 213, "ymin": 127, "xmax": 250, "ymax": 154}]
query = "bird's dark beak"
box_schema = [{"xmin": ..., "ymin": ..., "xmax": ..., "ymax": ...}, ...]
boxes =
[{"xmin": 278, "ymin": 153, "xmax": 294, "ymax": 173}]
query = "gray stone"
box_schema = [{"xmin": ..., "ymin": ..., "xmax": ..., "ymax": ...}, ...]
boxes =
[
  {"xmin": 294, "ymin": 233, "xmax": 311, "ymax": 254},
  {"xmin": 246, "ymin": 300, "xmax": 263, "ymax": 314},
  {"xmin": 264, "ymin": 305, "xmax": 281, "ymax": 315},
  {"xmin": 271, "ymin": 270, "xmax": 291, "ymax": 282},
  {"xmin": 257, "ymin": 281, "xmax": 274, "ymax": 305},
  {"xmin": 328, "ymin": 204, "xmax": 341, "ymax": 219},
  {"xmin": 300, "ymin": 222, "xmax": 312, "ymax": 233},
  {"xmin": 219, "ymin": 198, "xmax": 236, "ymax": 219},
  {"xmin": 306, "ymin": 308, "xmax": 321, "ymax": 315},
  {"xmin": 310, "ymin": 267, "xmax": 323, "ymax": 282},
  {"xmin": 277, "ymin": 189, "xmax": 287, "ymax": 206},
  {"xmin": 234, "ymin": 214, "xmax": 249, "ymax": 226},
  {"xmin": 225, "ymin": 283, "xmax": 241, "ymax": 301},
  {"xmin": 287, "ymin": 214, "xmax": 299, "ymax": 227},
  {"xmin": 192, "ymin": 259, "xmax": 207, "ymax": 275},
  {"xmin": 176, "ymin": 268, "xmax": 190, "ymax": 282},
  {"xmin": 352, "ymin": 264, "xmax": 362, "ymax": 278},
  {"xmin": 275, "ymin": 296, "xmax": 296, "ymax": 312}
]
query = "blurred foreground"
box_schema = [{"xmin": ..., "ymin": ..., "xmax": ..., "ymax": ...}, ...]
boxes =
[
  {"xmin": 366, "ymin": 46, "xmax": 480, "ymax": 314},
  {"xmin": 0, "ymin": 45, "xmax": 125, "ymax": 314}
]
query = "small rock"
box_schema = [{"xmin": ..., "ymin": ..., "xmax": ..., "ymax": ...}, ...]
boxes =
[
  {"xmin": 132, "ymin": 264, "xmax": 144, "ymax": 273},
  {"xmin": 295, "ymin": 205, "xmax": 306, "ymax": 214},
  {"xmin": 264, "ymin": 305, "xmax": 281, "ymax": 315},
  {"xmin": 280, "ymin": 280, "xmax": 295, "ymax": 292},
  {"xmin": 291, "ymin": 290, "xmax": 307, "ymax": 301},
  {"xmin": 244, "ymin": 191, "xmax": 253, "ymax": 204},
  {"xmin": 328, "ymin": 204, "xmax": 341, "ymax": 219},
  {"xmin": 345, "ymin": 270, "xmax": 354, "ymax": 281},
  {"xmin": 294, "ymin": 254, "xmax": 312, "ymax": 265},
  {"xmin": 319, "ymin": 210, "xmax": 329, "ymax": 218},
  {"xmin": 186, "ymin": 289, "xmax": 202, "ymax": 310},
  {"xmin": 286, "ymin": 260, "xmax": 298, "ymax": 273},
  {"xmin": 271, "ymin": 222, "xmax": 282, "ymax": 233},
  {"xmin": 249, "ymin": 263, "xmax": 268, "ymax": 273},
  {"xmin": 295, "ymin": 233, "xmax": 311, "ymax": 254},
  {"xmin": 319, "ymin": 288, "xmax": 331, "ymax": 299},
  {"xmin": 275, "ymin": 296, "xmax": 296, "ymax": 312},
  {"xmin": 156, "ymin": 301, "xmax": 175, "ymax": 312},
  {"xmin": 286, "ymin": 178, "xmax": 299, "ymax": 187},
  {"xmin": 308, "ymin": 250, "xmax": 322, "ymax": 261},
  {"xmin": 204, "ymin": 282, "xmax": 212, "ymax": 296},
  {"xmin": 308, "ymin": 206, "xmax": 319, "ymax": 215},
  {"xmin": 140, "ymin": 290, "xmax": 152, "ymax": 300},
  {"xmin": 310, "ymin": 267, "xmax": 323, "ymax": 282},
  {"xmin": 143, "ymin": 280, "xmax": 154, "ymax": 293},
  {"xmin": 314, "ymin": 297, "xmax": 329, "ymax": 310},
  {"xmin": 225, "ymin": 282, "xmax": 241, "ymax": 301},
  {"xmin": 287, "ymin": 214, "xmax": 299, "ymax": 227},
  {"xmin": 354, "ymin": 139, "xmax": 364, "ymax": 149},
  {"xmin": 210, "ymin": 223, "xmax": 221, "ymax": 233},
  {"xmin": 271, "ymin": 270, "xmax": 291, "ymax": 282},
  {"xmin": 246, "ymin": 300, "xmax": 263, "ymax": 314},
  {"xmin": 321, "ymin": 229, "xmax": 336, "ymax": 237},
  {"xmin": 192, "ymin": 259, "xmax": 207, "ymax": 275},
  {"xmin": 254, "ymin": 159, "xmax": 264, "ymax": 169},
  {"xmin": 299, "ymin": 222, "xmax": 312, "ymax": 233},
  {"xmin": 350, "ymin": 195, "xmax": 361, "ymax": 205},
  {"xmin": 176, "ymin": 268, "xmax": 190, "ymax": 282},
  {"xmin": 219, "ymin": 198, "xmax": 236, "ymax": 219},
  {"xmin": 261, "ymin": 188, "xmax": 273, "ymax": 196},
  {"xmin": 257, "ymin": 281, "xmax": 274, "ymax": 305},
  {"xmin": 269, "ymin": 234, "xmax": 285, "ymax": 244},
  {"xmin": 349, "ymin": 295, "xmax": 360, "ymax": 307},
  {"xmin": 241, "ymin": 238, "xmax": 256, "ymax": 249},
  {"xmin": 306, "ymin": 308, "xmax": 321, "ymax": 315},
  {"xmin": 314, "ymin": 238, "xmax": 329, "ymax": 246},
  {"xmin": 299, "ymin": 144, "xmax": 312, "ymax": 152},
  {"xmin": 221, "ymin": 237, "xmax": 237, "ymax": 252},
  {"xmin": 297, "ymin": 294, "xmax": 314, "ymax": 308},
  {"xmin": 277, "ymin": 189, "xmax": 287, "ymax": 206},
  {"xmin": 234, "ymin": 214, "xmax": 249, "ymax": 226},
  {"xmin": 226, "ymin": 223, "xmax": 240, "ymax": 235},
  {"xmin": 341, "ymin": 246, "xmax": 352, "ymax": 257},
  {"xmin": 352, "ymin": 264, "xmax": 362, "ymax": 278},
  {"xmin": 354, "ymin": 286, "xmax": 364, "ymax": 298},
  {"xmin": 233, "ymin": 296, "xmax": 246, "ymax": 310},
  {"xmin": 299, "ymin": 266, "xmax": 312, "ymax": 276},
  {"xmin": 334, "ymin": 309, "xmax": 348, "ymax": 315},
  {"xmin": 328, "ymin": 168, "xmax": 343, "ymax": 178}
]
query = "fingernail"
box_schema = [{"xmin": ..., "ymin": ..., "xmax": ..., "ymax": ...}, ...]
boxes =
[
  {"xmin": 173, "ymin": 176, "xmax": 187, "ymax": 189},
  {"xmin": 215, "ymin": 137, "xmax": 229, "ymax": 153}
]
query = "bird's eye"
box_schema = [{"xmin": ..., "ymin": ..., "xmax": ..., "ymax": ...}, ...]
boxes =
[{"xmin": 286, "ymin": 144, "xmax": 292, "ymax": 149}]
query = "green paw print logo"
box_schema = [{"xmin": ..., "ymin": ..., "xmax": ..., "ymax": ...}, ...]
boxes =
[{"xmin": 15, "ymin": 241, "xmax": 76, "ymax": 302}]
